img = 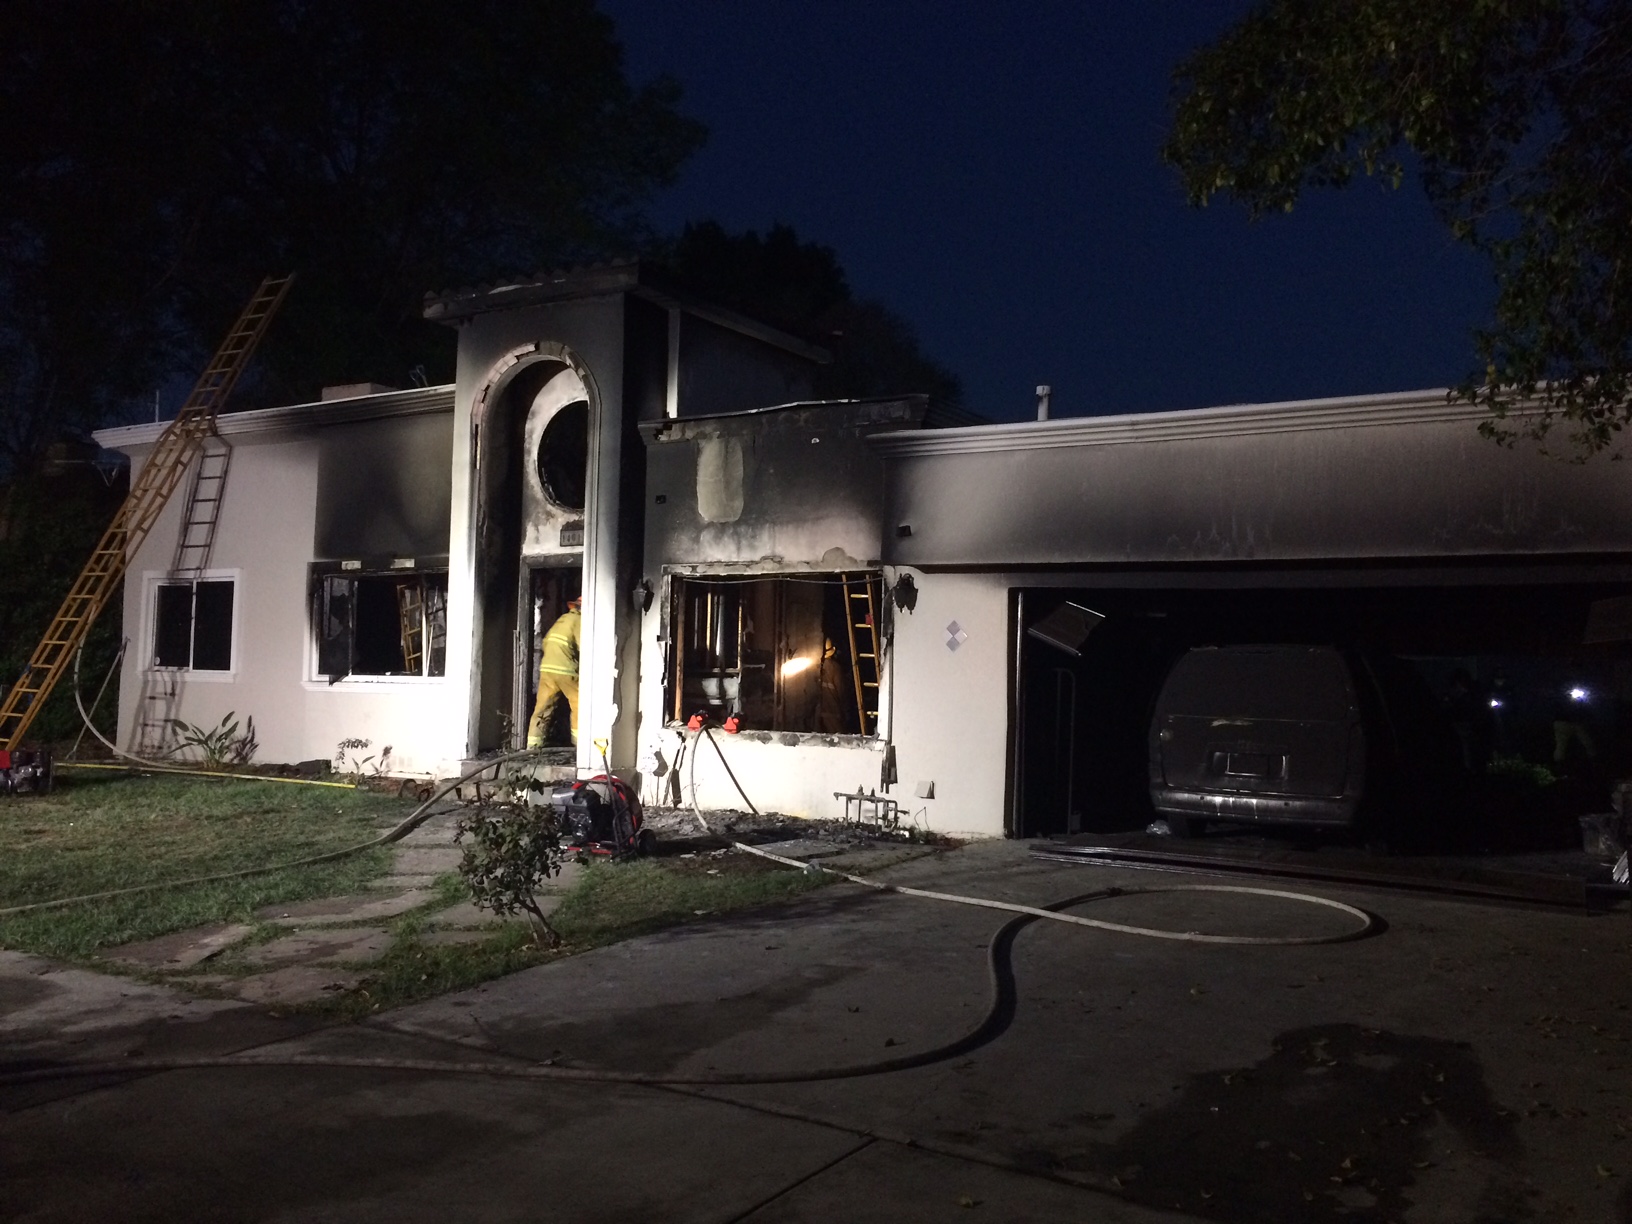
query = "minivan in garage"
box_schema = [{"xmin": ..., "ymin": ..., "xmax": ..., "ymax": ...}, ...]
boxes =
[{"xmin": 1148, "ymin": 644, "xmax": 1369, "ymax": 838}]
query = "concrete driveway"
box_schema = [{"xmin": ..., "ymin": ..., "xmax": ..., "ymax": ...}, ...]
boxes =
[{"xmin": 3, "ymin": 840, "xmax": 1630, "ymax": 1222}]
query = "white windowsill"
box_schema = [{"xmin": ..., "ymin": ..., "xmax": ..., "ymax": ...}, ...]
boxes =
[
  {"xmin": 148, "ymin": 667, "xmax": 237, "ymax": 684},
  {"xmin": 301, "ymin": 675, "xmax": 450, "ymax": 693}
]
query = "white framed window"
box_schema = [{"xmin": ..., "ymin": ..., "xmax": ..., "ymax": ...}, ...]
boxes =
[
  {"xmin": 146, "ymin": 573, "xmax": 238, "ymax": 675},
  {"xmin": 311, "ymin": 568, "xmax": 448, "ymax": 684}
]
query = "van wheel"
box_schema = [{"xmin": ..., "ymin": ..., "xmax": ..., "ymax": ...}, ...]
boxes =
[{"xmin": 1167, "ymin": 815, "xmax": 1203, "ymax": 838}]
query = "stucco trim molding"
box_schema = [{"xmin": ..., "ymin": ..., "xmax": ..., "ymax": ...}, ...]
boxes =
[
  {"xmin": 867, "ymin": 389, "xmax": 1541, "ymax": 457},
  {"xmin": 469, "ymin": 342, "xmax": 600, "ymax": 433}
]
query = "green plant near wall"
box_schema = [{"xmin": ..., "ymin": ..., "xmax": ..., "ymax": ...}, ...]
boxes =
[
  {"xmin": 167, "ymin": 711, "xmax": 257, "ymax": 769},
  {"xmin": 1488, "ymin": 754, "xmax": 1558, "ymax": 789},
  {"xmin": 333, "ymin": 737, "xmax": 391, "ymax": 786}
]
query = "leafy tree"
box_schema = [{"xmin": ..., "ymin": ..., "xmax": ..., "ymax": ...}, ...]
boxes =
[
  {"xmin": 1164, "ymin": 0, "xmax": 1632, "ymax": 455},
  {"xmin": 0, "ymin": 461, "xmax": 126, "ymax": 744},
  {"xmin": 0, "ymin": 0, "xmax": 705, "ymax": 464},
  {"xmin": 658, "ymin": 221, "xmax": 964, "ymax": 409}
]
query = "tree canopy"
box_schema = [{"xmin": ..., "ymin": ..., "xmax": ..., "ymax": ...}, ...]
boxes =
[
  {"xmin": 0, "ymin": 0, "xmax": 704, "ymax": 468},
  {"xmin": 659, "ymin": 221, "xmax": 963, "ymax": 409},
  {"xmin": 1164, "ymin": 0, "xmax": 1632, "ymax": 456}
]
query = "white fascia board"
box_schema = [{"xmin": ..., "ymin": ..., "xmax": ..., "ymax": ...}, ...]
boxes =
[
  {"xmin": 866, "ymin": 388, "xmax": 1535, "ymax": 457},
  {"xmin": 92, "ymin": 385, "xmax": 456, "ymax": 453}
]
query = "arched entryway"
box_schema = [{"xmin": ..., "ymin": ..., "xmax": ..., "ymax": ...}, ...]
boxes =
[{"xmin": 470, "ymin": 353, "xmax": 594, "ymax": 752}]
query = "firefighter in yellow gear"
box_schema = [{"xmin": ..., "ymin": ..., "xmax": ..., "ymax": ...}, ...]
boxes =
[{"xmin": 527, "ymin": 598, "xmax": 580, "ymax": 747}]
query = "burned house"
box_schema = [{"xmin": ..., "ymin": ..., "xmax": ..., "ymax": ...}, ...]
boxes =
[
  {"xmin": 93, "ymin": 266, "xmax": 1632, "ymax": 841},
  {"xmin": 92, "ymin": 263, "xmax": 962, "ymax": 819}
]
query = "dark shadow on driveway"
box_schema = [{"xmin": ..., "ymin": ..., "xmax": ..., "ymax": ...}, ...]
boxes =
[{"xmin": 1091, "ymin": 1023, "xmax": 1529, "ymax": 1222}]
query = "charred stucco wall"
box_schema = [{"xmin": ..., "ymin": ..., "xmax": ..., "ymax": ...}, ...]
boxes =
[
  {"xmin": 315, "ymin": 411, "xmax": 452, "ymax": 562},
  {"xmin": 625, "ymin": 296, "xmax": 668, "ymax": 422},
  {"xmin": 631, "ymin": 399, "xmax": 927, "ymax": 821},
  {"xmin": 447, "ymin": 294, "xmax": 650, "ymax": 767},
  {"xmin": 641, "ymin": 399, "xmax": 923, "ymax": 569},
  {"xmin": 877, "ymin": 396, "xmax": 1632, "ymax": 569},
  {"xmin": 102, "ymin": 409, "xmax": 461, "ymax": 778},
  {"xmin": 677, "ymin": 314, "xmax": 814, "ymax": 418}
]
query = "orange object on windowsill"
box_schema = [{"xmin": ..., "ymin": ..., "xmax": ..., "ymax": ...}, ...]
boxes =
[
  {"xmin": 722, "ymin": 715, "xmax": 740, "ymax": 734},
  {"xmin": 685, "ymin": 712, "xmax": 706, "ymax": 731}
]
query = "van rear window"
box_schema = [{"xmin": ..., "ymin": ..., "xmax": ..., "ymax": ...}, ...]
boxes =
[{"xmin": 1158, "ymin": 646, "xmax": 1355, "ymax": 722}]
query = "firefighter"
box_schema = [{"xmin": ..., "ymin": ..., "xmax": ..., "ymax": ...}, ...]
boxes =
[{"xmin": 527, "ymin": 596, "xmax": 580, "ymax": 748}]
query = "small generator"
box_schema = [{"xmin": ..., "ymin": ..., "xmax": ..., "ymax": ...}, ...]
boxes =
[
  {"xmin": 0, "ymin": 748, "xmax": 53, "ymax": 795},
  {"xmin": 550, "ymin": 774, "xmax": 653, "ymax": 859}
]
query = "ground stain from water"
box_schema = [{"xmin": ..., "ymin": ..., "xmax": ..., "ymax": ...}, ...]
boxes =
[{"xmin": 1091, "ymin": 1023, "xmax": 1530, "ymax": 1223}]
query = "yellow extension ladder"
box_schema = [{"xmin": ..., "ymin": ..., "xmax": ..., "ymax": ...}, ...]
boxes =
[
  {"xmin": 0, "ymin": 275, "xmax": 294, "ymax": 750},
  {"xmin": 843, "ymin": 573, "xmax": 881, "ymax": 736},
  {"xmin": 397, "ymin": 580, "xmax": 426, "ymax": 675}
]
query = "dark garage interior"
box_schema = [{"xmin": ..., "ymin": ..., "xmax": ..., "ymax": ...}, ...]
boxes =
[{"xmin": 1014, "ymin": 578, "xmax": 1632, "ymax": 863}]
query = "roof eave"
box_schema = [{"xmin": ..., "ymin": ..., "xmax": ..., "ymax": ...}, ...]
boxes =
[
  {"xmin": 866, "ymin": 388, "xmax": 1524, "ymax": 457},
  {"xmin": 92, "ymin": 385, "xmax": 456, "ymax": 452}
]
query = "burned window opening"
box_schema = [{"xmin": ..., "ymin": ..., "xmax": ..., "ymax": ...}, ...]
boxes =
[
  {"xmin": 153, "ymin": 579, "xmax": 234, "ymax": 671},
  {"xmin": 537, "ymin": 399, "xmax": 588, "ymax": 511},
  {"xmin": 668, "ymin": 572, "xmax": 883, "ymax": 736},
  {"xmin": 315, "ymin": 571, "xmax": 447, "ymax": 682}
]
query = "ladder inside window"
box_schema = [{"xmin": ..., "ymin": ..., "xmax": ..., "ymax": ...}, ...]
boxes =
[
  {"xmin": 397, "ymin": 579, "xmax": 425, "ymax": 675},
  {"xmin": 0, "ymin": 275, "xmax": 294, "ymax": 750},
  {"xmin": 842, "ymin": 573, "xmax": 881, "ymax": 736}
]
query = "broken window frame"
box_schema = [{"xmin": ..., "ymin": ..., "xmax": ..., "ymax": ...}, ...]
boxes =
[
  {"xmin": 664, "ymin": 570, "xmax": 885, "ymax": 738},
  {"xmin": 150, "ymin": 574, "xmax": 236, "ymax": 673},
  {"xmin": 310, "ymin": 565, "xmax": 448, "ymax": 684}
]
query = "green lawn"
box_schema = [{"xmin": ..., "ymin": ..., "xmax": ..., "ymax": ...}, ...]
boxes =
[
  {"xmin": 0, "ymin": 770, "xmax": 412, "ymax": 959},
  {"xmin": 326, "ymin": 852, "xmax": 837, "ymax": 1018},
  {"xmin": 0, "ymin": 769, "xmax": 854, "ymax": 1016}
]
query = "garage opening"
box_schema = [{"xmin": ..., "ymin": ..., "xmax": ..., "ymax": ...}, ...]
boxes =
[{"xmin": 1013, "ymin": 579, "xmax": 1632, "ymax": 859}]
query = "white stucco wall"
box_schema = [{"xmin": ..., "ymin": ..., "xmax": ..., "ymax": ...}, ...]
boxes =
[
  {"xmin": 103, "ymin": 403, "xmax": 467, "ymax": 777},
  {"xmin": 629, "ymin": 567, "xmax": 1009, "ymax": 837},
  {"xmin": 630, "ymin": 586, "xmax": 892, "ymax": 824},
  {"xmin": 883, "ymin": 569, "xmax": 1011, "ymax": 838}
]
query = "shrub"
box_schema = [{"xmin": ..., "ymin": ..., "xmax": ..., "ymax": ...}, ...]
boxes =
[{"xmin": 455, "ymin": 799, "xmax": 564, "ymax": 947}]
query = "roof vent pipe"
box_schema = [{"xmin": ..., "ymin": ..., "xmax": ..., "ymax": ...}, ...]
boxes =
[{"xmin": 1035, "ymin": 384, "xmax": 1052, "ymax": 421}]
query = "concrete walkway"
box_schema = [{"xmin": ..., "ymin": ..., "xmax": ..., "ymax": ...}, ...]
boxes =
[
  {"xmin": 93, "ymin": 807, "xmax": 579, "ymax": 1006},
  {"xmin": 4, "ymin": 840, "xmax": 1631, "ymax": 1221}
]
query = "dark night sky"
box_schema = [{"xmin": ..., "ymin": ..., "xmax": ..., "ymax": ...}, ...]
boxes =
[{"xmin": 600, "ymin": 1, "xmax": 1495, "ymax": 424}]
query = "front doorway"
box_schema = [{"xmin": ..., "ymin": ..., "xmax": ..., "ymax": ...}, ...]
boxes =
[
  {"xmin": 518, "ymin": 563, "xmax": 583, "ymax": 748},
  {"xmin": 472, "ymin": 356, "xmax": 591, "ymax": 752}
]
